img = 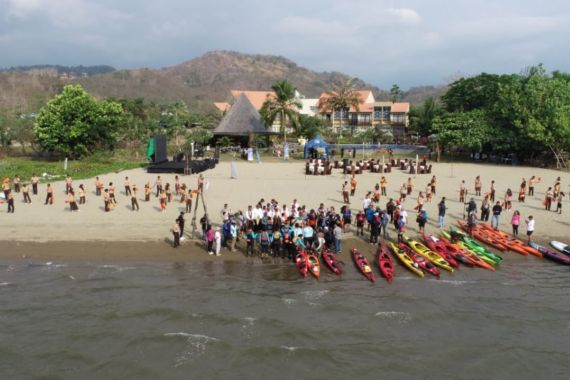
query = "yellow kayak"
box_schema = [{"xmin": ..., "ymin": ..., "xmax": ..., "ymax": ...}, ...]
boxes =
[
  {"xmin": 403, "ymin": 236, "xmax": 454, "ymax": 273},
  {"xmin": 388, "ymin": 242, "xmax": 424, "ymax": 278}
]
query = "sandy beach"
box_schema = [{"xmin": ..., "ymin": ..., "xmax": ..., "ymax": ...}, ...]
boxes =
[{"xmin": 0, "ymin": 160, "xmax": 568, "ymax": 252}]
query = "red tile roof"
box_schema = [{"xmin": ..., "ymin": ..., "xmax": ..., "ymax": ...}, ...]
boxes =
[
  {"xmin": 391, "ymin": 102, "xmax": 410, "ymax": 113},
  {"xmin": 318, "ymin": 90, "xmax": 374, "ymax": 112}
]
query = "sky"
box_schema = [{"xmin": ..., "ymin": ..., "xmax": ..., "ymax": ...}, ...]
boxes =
[{"xmin": 1, "ymin": 0, "xmax": 569, "ymax": 89}]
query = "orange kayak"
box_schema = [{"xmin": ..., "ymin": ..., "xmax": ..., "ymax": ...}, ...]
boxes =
[
  {"xmin": 480, "ymin": 224, "xmax": 542, "ymax": 257},
  {"xmin": 439, "ymin": 233, "xmax": 496, "ymax": 272},
  {"xmin": 457, "ymin": 220, "xmax": 508, "ymax": 251}
]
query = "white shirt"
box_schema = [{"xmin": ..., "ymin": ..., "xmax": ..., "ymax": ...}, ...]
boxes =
[
  {"xmin": 362, "ymin": 198, "xmax": 371, "ymax": 210},
  {"xmin": 401, "ymin": 210, "xmax": 408, "ymax": 224},
  {"xmin": 526, "ymin": 219, "xmax": 535, "ymax": 232}
]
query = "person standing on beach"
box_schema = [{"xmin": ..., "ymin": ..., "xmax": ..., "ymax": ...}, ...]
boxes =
[
  {"xmin": 78, "ymin": 185, "xmax": 86, "ymax": 204},
  {"xmin": 480, "ymin": 196, "xmax": 491, "ymax": 222},
  {"xmin": 438, "ymin": 197, "xmax": 447, "ymax": 228},
  {"xmin": 380, "ymin": 176, "xmax": 387, "ymax": 196},
  {"xmin": 229, "ymin": 221, "xmax": 238, "ymax": 252},
  {"xmin": 350, "ymin": 175, "xmax": 357, "ymax": 196},
  {"xmin": 22, "ymin": 184, "xmax": 31, "ymax": 204},
  {"xmin": 108, "ymin": 182, "xmax": 117, "ymax": 205},
  {"xmin": 504, "ymin": 189, "xmax": 513, "ymax": 212},
  {"xmin": 45, "ymin": 183, "xmax": 54, "ymax": 205},
  {"xmin": 416, "ymin": 206, "xmax": 428, "ymax": 234},
  {"xmin": 2, "ymin": 176, "xmax": 10, "ymax": 200},
  {"xmin": 459, "ymin": 180, "xmax": 467, "ymax": 203},
  {"xmin": 176, "ymin": 212, "xmax": 185, "ymax": 240},
  {"xmin": 67, "ymin": 190, "xmax": 79, "ymax": 212},
  {"xmin": 511, "ymin": 210, "xmax": 520, "ymax": 236},
  {"xmin": 555, "ymin": 192, "xmax": 565, "ymax": 214},
  {"xmin": 397, "ymin": 215, "xmax": 406, "ymax": 243},
  {"xmin": 215, "ymin": 228, "xmax": 222, "ymax": 256},
  {"xmin": 333, "ymin": 223, "xmax": 342, "ymax": 254},
  {"xmin": 144, "ymin": 182, "xmax": 151, "ymax": 202},
  {"xmin": 95, "ymin": 177, "xmax": 103, "ymax": 196},
  {"xmin": 185, "ymin": 189, "xmax": 193, "ymax": 213},
  {"xmin": 65, "ymin": 175, "xmax": 72, "ymax": 195},
  {"xmin": 406, "ymin": 178, "xmax": 414, "ymax": 195},
  {"xmin": 155, "ymin": 176, "xmax": 163, "ymax": 198},
  {"xmin": 490, "ymin": 180, "xmax": 496, "ymax": 202},
  {"xmin": 13, "ymin": 175, "xmax": 20, "ymax": 193},
  {"xmin": 7, "ymin": 192, "xmax": 14, "ymax": 213},
  {"xmin": 197, "ymin": 174, "xmax": 205, "ymax": 195},
  {"xmin": 545, "ymin": 187, "xmax": 553, "ymax": 211},
  {"xmin": 174, "ymin": 175, "xmax": 181, "ymax": 196},
  {"xmin": 31, "ymin": 175, "xmax": 39, "ymax": 195},
  {"xmin": 205, "ymin": 225, "xmax": 215, "ymax": 255},
  {"xmin": 165, "ymin": 183, "xmax": 172, "ymax": 203},
  {"xmin": 159, "ymin": 190, "xmax": 167, "ymax": 212},
  {"xmin": 171, "ymin": 221, "xmax": 180, "ymax": 248},
  {"xmin": 124, "ymin": 176, "xmax": 131, "ymax": 196},
  {"xmin": 103, "ymin": 189, "xmax": 111, "ymax": 212},
  {"xmin": 528, "ymin": 176, "xmax": 540, "ymax": 196},
  {"xmin": 525, "ymin": 216, "xmax": 535, "ymax": 243},
  {"xmin": 491, "ymin": 201, "xmax": 502, "ymax": 230},
  {"xmin": 474, "ymin": 176, "xmax": 482, "ymax": 196},
  {"xmin": 399, "ymin": 184, "xmax": 407, "ymax": 202},
  {"xmin": 342, "ymin": 181, "xmax": 350, "ymax": 204},
  {"xmin": 518, "ymin": 178, "xmax": 526, "ymax": 202},
  {"xmin": 131, "ymin": 184, "xmax": 139, "ymax": 211},
  {"xmin": 430, "ymin": 176, "xmax": 437, "ymax": 195}
]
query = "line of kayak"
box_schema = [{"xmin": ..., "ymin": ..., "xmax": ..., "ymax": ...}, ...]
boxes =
[{"xmin": 294, "ymin": 222, "xmax": 570, "ymax": 282}]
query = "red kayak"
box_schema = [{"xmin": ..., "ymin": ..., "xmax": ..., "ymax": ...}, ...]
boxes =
[
  {"xmin": 398, "ymin": 243, "xmax": 440, "ymax": 278},
  {"xmin": 377, "ymin": 243, "xmax": 395, "ymax": 283},
  {"xmin": 295, "ymin": 250, "xmax": 308, "ymax": 278},
  {"xmin": 432, "ymin": 235, "xmax": 475, "ymax": 267},
  {"xmin": 422, "ymin": 234, "xmax": 460, "ymax": 268},
  {"xmin": 351, "ymin": 248, "xmax": 376, "ymax": 282},
  {"xmin": 321, "ymin": 248, "xmax": 342, "ymax": 275}
]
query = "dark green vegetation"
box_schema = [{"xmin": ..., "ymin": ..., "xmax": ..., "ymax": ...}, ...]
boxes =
[{"xmin": 409, "ymin": 65, "xmax": 570, "ymax": 166}]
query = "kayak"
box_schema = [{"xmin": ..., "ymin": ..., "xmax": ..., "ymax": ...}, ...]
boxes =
[
  {"xmin": 450, "ymin": 227, "xmax": 503, "ymax": 265},
  {"xmin": 399, "ymin": 243, "xmax": 440, "ymax": 278},
  {"xmin": 295, "ymin": 250, "xmax": 308, "ymax": 278},
  {"xmin": 403, "ymin": 236, "xmax": 454, "ymax": 273},
  {"xmin": 321, "ymin": 248, "xmax": 342, "ymax": 275},
  {"xmin": 429, "ymin": 234, "xmax": 475, "ymax": 267},
  {"xmin": 440, "ymin": 230, "xmax": 495, "ymax": 271},
  {"xmin": 377, "ymin": 243, "xmax": 395, "ymax": 283},
  {"xmin": 307, "ymin": 254, "xmax": 321, "ymax": 279},
  {"xmin": 529, "ymin": 242, "xmax": 570, "ymax": 266},
  {"xmin": 457, "ymin": 220, "xmax": 508, "ymax": 251},
  {"xmin": 351, "ymin": 248, "xmax": 376, "ymax": 282},
  {"xmin": 479, "ymin": 223, "xmax": 541, "ymax": 257},
  {"xmin": 550, "ymin": 241, "xmax": 570, "ymax": 257},
  {"xmin": 388, "ymin": 242, "xmax": 424, "ymax": 278},
  {"xmin": 422, "ymin": 234, "xmax": 460, "ymax": 268}
]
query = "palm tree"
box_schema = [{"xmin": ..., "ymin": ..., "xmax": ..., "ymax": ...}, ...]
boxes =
[
  {"xmin": 260, "ymin": 80, "xmax": 302, "ymax": 142},
  {"xmin": 318, "ymin": 80, "xmax": 362, "ymax": 136}
]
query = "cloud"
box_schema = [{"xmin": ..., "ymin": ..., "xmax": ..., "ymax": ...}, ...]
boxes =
[{"xmin": 387, "ymin": 7, "xmax": 421, "ymax": 25}]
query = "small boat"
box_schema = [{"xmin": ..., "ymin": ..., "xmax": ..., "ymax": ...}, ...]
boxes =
[
  {"xmin": 529, "ymin": 242, "xmax": 570, "ymax": 266},
  {"xmin": 449, "ymin": 227, "xmax": 503, "ymax": 265},
  {"xmin": 479, "ymin": 223, "xmax": 541, "ymax": 257},
  {"xmin": 295, "ymin": 250, "xmax": 308, "ymax": 278},
  {"xmin": 431, "ymin": 235, "xmax": 475, "ymax": 267},
  {"xmin": 422, "ymin": 234, "xmax": 460, "ymax": 268},
  {"xmin": 307, "ymin": 254, "xmax": 321, "ymax": 279},
  {"xmin": 550, "ymin": 241, "xmax": 570, "ymax": 257},
  {"xmin": 377, "ymin": 243, "xmax": 395, "ymax": 283},
  {"xmin": 321, "ymin": 248, "xmax": 342, "ymax": 275},
  {"xmin": 457, "ymin": 220, "xmax": 508, "ymax": 251},
  {"xmin": 351, "ymin": 248, "xmax": 376, "ymax": 282},
  {"xmin": 440, "ymin": 231, "xmax": 495, "ymax": 271},
  {"xmin": 399, "ymin": 243, "xmax": 440, "ymax": 278},
  {"xmin": 403, "ymin": 236, "xmax": 454, "ymax": 272},
  {"xmin": 388, "ymin": 242, "xmax": 424, "ymax": 278}
]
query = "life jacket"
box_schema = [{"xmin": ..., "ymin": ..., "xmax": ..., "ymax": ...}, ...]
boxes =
[
  {"xmin": 356, "ymin": 213, "xmax": 365, "ymax": 222},
  {"xmin": 260, "ymin": 232, "xmax": 269, "ymax": 245}
]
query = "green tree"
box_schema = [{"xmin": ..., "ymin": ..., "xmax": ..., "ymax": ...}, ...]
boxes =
[
  {"xmin": 409, "ymin": 97, "xmax": 441, "ymax": 136},
  {"xmin": 318, "ymin": 80, "xmax": 362, "ymax": 136},
  {"xmin": 390, "ymin": 84, "xmax": 402, "ymax": 102},
  {"xmin": 260, "ymin": 80, "xmax": 302, "ymax": 142},
  {"xmin": 34, "ymin": 85, "xmax": 123, "ymax": 158},
  {"xmin": 296, "ymin": 115, "xmax": 325, "ymax": 139},
  {"xmin": 118, "ymin": 98, "xmax": 161, "ymax": 147}
]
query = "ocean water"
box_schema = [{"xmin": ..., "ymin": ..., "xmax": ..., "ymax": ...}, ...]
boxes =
[{"xmin": 0, "ymin": 254, "xmax": 569, "ymax": 380}]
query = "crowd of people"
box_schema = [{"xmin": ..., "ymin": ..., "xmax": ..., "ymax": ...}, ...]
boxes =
[{"xmin": 1, "ymin": 169, "xmax": 565, "ymax": 253}]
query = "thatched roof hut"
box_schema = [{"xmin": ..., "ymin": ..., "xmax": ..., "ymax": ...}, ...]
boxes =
[{"xmin": 213, "ymin": 94, "xmax": 275, "ymax": 137}]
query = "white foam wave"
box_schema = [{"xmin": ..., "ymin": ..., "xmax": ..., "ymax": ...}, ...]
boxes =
[
  {"xmin": 0, "ymin": 282, "xmax": 10, "ymax": 286},
  {"xmin": 301, "ymin": 290, "xmax": 329, "ymax": 300},
  {"xmin": 99, "ymin": 265, "xmax": 136, "ymax": 272},
  {"xmin": 164, "ymin": 332, "xmax": 219, "ymax": 342},
  {"xmin": 374, "ymin": 311, "xmax": 412, "ymax": 323},
  {"xmin": 434, "ymin": 279, "xmax": 476, "ymax": 286},
  {"xmin": 165, "ymin": 333, "xmax": 220, "ymax": 368},
  {"xmin": 281, "ymin": 346, "xmax": 301, "ymax": 352},
  {"xmin": 282, "ymin": 298, "xmax": 297, "ymax": 305}
]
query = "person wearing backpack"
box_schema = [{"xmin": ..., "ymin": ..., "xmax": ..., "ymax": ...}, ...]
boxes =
[
  {"xmin": 355, "ymin": 211, "xmax": 365, "ymax": 236},
  {"xmin": 258, "ymin": 229, "xmax": 273, "ymax": 258},
  {"xmin": 370, "ymin": 212, "xmax": 380, "ymax": 244},
  {"xmin": 416, "ymin": 206, "xmax": 428, "ymax": 234}
]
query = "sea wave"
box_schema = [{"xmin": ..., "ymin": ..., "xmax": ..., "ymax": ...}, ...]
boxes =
[
  {"xmin": 99, "ymin": 265, "xmax": 136, "ymax": 272},
  {"xmin": 164, "ymin": 333, "xmax": 221, "ymax": 368},
  {"xmin": 164, "ymin": 332, "xmax": 220, "ymax": 342},
  {"xmin": 433, "ymin": 279, "xmax": 477, "ymax": 286},
  {"xmin": 301, "ymin": 290, "xmax": 329, "ymax": 300},
  {"xmin": 0, "ymin": 282, "xmax": 10, "ymax": 286},
  {"xmin": 374, "ymin": 311, "xmax": 412, "ymax": 323}
]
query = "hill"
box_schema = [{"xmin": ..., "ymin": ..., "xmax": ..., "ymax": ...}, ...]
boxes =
[{"xmin": 0, "ymin": 51, "xmax": 442, "ymax": 113}]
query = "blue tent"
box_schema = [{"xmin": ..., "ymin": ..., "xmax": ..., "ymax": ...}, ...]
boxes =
[{"xmin": 303, "ymin": 135, "xmax": 329, "ymax": 159}]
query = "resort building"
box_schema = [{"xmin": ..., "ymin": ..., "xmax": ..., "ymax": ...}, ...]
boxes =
[{"xmin": 214, "ymin": 88, "xmax": 410, "ymax": 139}]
